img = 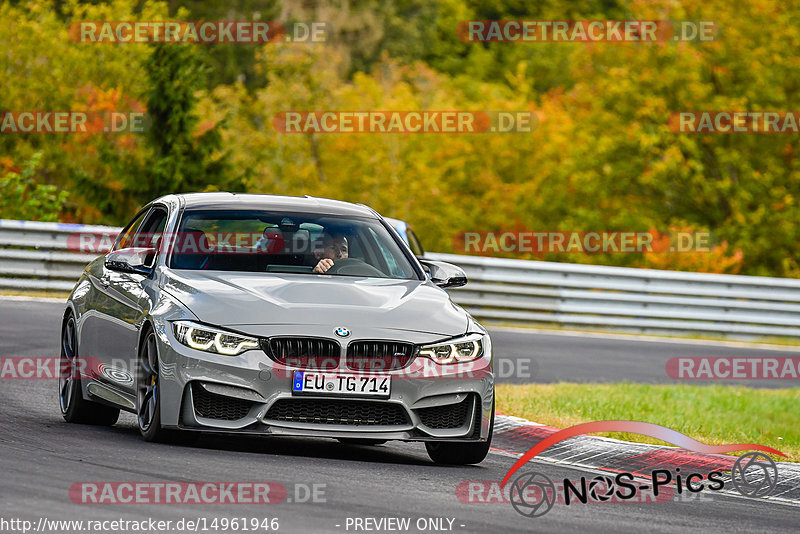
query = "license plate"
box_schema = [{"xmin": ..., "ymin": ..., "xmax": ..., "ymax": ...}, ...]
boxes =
[{"xmin": 292, "ymin": 371, "xmax": 391, "ymax": 398}]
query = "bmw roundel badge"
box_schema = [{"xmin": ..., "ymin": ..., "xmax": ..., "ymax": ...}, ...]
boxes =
[{"xmin": 334, "ymin": 327, "xmax": 351, "ymax": 338}]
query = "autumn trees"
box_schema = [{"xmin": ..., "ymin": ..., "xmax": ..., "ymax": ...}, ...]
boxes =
[{"xmin": 1, "ymin": 0, "xmax": 798, "ymax": 276}]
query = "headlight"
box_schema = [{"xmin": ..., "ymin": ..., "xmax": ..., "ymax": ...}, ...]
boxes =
[
  {"xmin": 172, "ymin": 321, "xmax": 259, "ymax": 356},
  {"xmin": 418, "ymin": 333, "xmax": 484, "ymax": 365}
]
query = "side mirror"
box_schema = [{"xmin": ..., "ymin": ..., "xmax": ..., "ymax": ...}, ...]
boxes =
[
  {"xmin": 418, "ymin": 259, "xmax": 467, "ymax": 288},
  {"xmin": 105, "ymin": 247, "xmax": 156, "ymax": 276}
]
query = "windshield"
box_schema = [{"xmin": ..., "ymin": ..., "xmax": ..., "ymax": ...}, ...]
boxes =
[{"xmin": 169, "ymin": 210, "xmax": 420, "ymax": 280}]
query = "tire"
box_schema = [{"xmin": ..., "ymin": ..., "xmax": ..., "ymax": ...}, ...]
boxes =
[
  {"xmin": 136, "ymin": 327, "xmax": 170, "ymax": 442},
  {"xmin": 337, "ymin": 438, "xmax": 388, "ymax": 446},
  {"xmin": 136, "ymin": 327, "xmax": 198, "ymax": 445},
  {"xmin": 426, "ymin": 400, "xmax": 494, "ymax": 465},
  {"xmin": 59, "ymin": 314, "xmax": 120, "ymax": 426}
]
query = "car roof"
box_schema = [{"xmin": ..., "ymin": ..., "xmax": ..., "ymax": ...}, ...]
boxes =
[{"xmin": 170, "ymin": 192, "xmax": 379, "ymax": 218}]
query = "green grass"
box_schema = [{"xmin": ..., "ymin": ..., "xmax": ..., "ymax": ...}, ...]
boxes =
[{"xmin": 496, "ymin": 383, "xmax": 800, "ymax": 462}]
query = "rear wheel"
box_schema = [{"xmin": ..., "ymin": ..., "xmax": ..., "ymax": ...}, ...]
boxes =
[
  {"xmin": 426, "ymin": 401, "xmax": 494, "ymax": 465},
  {"xmin": 59, "ymin": 314, "xmax": 120, "ymax": 425}
]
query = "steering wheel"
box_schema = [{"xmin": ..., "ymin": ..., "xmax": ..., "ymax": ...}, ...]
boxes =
[{"xmin": 323, "ymin": 257, "xmax": 386, "ymax": 277}]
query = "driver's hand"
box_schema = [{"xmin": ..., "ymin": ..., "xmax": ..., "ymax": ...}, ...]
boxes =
[{"xmin": 313, "ymin": 259, "xmax": 334, "ymax": 273}]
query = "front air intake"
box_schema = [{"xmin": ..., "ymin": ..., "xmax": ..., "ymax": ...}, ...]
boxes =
[
  {"xmin": 265, "ymin": 398, "xmax": 410, "ymax": 426},
  {"xmin": 191, "ymin": 382, "xmax": 254, "ymax": 421}
]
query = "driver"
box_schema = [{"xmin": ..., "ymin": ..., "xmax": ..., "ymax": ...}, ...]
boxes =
[{"xmin": 312, "ymin": 233, "xmax": 349, "ymax": 273}]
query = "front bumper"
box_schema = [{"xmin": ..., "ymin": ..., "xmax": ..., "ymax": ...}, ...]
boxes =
[{"xmin": 154, "ymin": 325, "xmax": 494, "ymax": 442}]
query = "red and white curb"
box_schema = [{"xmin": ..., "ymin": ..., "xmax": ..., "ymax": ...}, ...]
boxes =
[{"xmin": 491, "ymin": 414, "xmax": 800, "ymax": 505}]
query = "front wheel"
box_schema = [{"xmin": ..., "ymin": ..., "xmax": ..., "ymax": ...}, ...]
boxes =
[
  {"xmin": 136, "ymin": 328, "xmax": 198, "ymax": 445},
  {"xmin": 426, "ymin": 402, "xmax": 494, "ymax": 465},
  {"xmin": 137, "ymin": 329, "xmax": 169, "ymax": 442}
]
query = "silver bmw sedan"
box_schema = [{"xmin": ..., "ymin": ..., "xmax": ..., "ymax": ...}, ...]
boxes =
[{"xmin": 59, "ymin": 193, "xmax": 494, "ymax": 464}]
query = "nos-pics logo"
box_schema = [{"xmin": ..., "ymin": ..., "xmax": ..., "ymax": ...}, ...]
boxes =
[{"xmin": 501, "ymin": 421, "xmax": 782, "ymax": 518}]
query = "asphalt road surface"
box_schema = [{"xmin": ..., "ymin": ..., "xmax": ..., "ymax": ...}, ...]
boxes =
[
  {"xmin": 1, "ymin": 300, "xmax": 798, "ymax": 533},
  {"xmin": 489, "ymin": 327, "xmax": 800, "ymax": 387},
  {"xmin": 2, "ymin": 299, "xmax": 798, "ymax": 386}
]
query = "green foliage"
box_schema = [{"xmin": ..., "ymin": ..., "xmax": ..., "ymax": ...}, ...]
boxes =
[
  {"xmin": 1, "ymin": 0, "xmax": 799, "ymax": 276},
  {"xmin": 172, "ymin": 0, "xmax": 281, "ymax": 89},
  {"xmin": 0, "ymin": 153, "xmax": 68, "ymax": 221},
  {"xmin": 144, "ymin": 42, "xmax": 237, "ymax": 199}
]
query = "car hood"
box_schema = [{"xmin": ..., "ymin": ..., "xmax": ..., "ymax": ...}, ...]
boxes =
[{"xmin": 161, "ymin": 269, "xmax": 468, "ymax": 338}]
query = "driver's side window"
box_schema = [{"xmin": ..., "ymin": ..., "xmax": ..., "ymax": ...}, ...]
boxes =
[
  {"xmin": 115, "ymin": 208, "xmax": 150, "ymax": 250},
  {"xmin": 131, "ymin": 208, "xmax": 168, "ymax": 267},
  {"xmin": 114, "ymin": 206, "xmax": 168, "ymax": 269}
]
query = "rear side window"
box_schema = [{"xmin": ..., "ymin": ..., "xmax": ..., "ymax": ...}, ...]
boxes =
[{"xmin": 406, "ymin": 228, "xmax": 424, "ymax": 257}]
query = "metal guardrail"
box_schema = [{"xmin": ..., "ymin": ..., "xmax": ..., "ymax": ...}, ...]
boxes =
[
  {"xmin": 427, "ymin": 252, "xmax": 800, "ymax": 338},
  {"xmin": 2, "ymin": 219, "xmax": 799, "ymax": 339},
  {"xmin": 0, "ymin": 219, "xmax": 119, "ymax": 291}
]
